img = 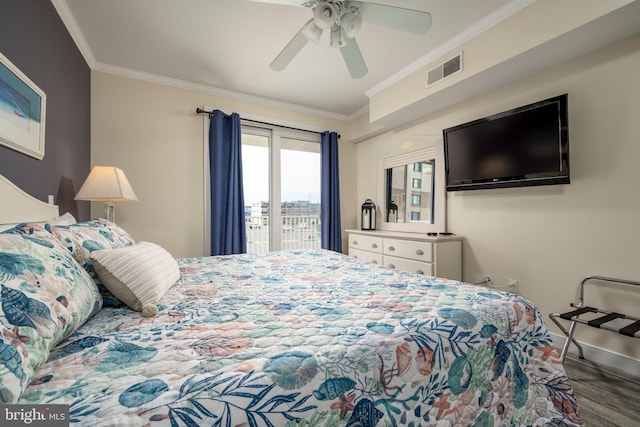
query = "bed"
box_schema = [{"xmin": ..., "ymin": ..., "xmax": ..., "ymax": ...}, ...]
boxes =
[{"xmin": 0, "ymin": 174, "xmax": 584, "ymax": 426}]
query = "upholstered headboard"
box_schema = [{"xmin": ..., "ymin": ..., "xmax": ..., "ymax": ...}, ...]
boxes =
[{"xmin": 0, "ymin": 174, "xmax": 60, "ymax": 224}]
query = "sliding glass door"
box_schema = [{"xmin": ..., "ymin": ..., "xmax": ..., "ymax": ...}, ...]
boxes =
[{"xmin": 242, "ymin": 126, "xmax": 321, "ymax": 254}]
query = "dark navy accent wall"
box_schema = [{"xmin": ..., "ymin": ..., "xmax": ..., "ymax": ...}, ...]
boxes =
[{"xmin": 0, "ymin": 0, "xmax": 90, "ymax": 220}]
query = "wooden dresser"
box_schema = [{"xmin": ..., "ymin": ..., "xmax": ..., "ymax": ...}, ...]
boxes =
[{"xmin": 346, "ymin": 229, "xmax": 462, "ymax": 280}]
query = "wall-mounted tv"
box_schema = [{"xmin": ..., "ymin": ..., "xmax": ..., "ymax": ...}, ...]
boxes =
[{"xmin": 443, "ymin": 94, "xmax": 569, "ymax": 191}]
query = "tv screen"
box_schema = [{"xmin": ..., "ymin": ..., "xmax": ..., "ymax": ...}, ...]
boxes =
[{"xmin": 443, "ymin": 94, "xmax": 569, "ymax": 191}]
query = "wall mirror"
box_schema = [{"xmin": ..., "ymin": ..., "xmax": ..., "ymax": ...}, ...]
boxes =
[{"xmin": 378, "ymin": 136, "xmax": 446, "ymax": 233}]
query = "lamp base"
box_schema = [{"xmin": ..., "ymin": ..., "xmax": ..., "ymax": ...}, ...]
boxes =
[{"xmin": 104, "ymin": 202, "xmax": 115, "ymax": 223}]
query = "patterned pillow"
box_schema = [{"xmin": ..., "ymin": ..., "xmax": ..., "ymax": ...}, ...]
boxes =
[
  {"xmin": 50, "ymin": 219, "xmax": 136, "ymax": 307},
  {"xmin": 50, "ymin": 218, "xmax": 135, "ymax": 254},
  {"xmin": 90, "ymin": 242, "xmax": 180, "ymax": 317},
  {"xmin": 0, "ymin": 211, "xmax": 76, "ymax": 233},
  {"xmin": 0, "ymin": 225, "xmax": 102, "ymax": 403}
]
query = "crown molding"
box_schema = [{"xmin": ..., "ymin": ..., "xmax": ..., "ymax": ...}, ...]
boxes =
[
  {"xmin": 365, "ymin": 0, "xmax": 535, "ymax": 98},
  {"xmin": 50, "ymin": 0, "xmax": 372, "ymax": 123},
  {"xmin": 94, "ymin": 62, "xmax": 354, "ymax": 121},
  {"xmin": 51, "ymin": 0, "xmax": 96, "ymax": 68}
]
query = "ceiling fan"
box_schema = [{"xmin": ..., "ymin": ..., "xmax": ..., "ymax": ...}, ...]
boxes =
[{"xmin": 252, "ymin": 1, "xmax": 432, "ymax": 79}]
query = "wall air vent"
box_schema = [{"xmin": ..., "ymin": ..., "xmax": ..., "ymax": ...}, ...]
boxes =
[{"xmin": 427, "ymin": 52, "xmax": 463, "ymax": 87}]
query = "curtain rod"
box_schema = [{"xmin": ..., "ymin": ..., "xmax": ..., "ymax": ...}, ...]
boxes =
[{"xmin": 196, "ymin": 108, "xmax": 339, "ymax": 138}]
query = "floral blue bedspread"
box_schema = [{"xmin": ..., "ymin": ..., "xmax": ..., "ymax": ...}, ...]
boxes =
[{"xmin": 20, "ymin": 249, "xmax": 583, "ymax": 426}]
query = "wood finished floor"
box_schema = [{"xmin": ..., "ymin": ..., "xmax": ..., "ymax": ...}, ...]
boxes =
[{"xmin": 563, "ymin": 355, "xmax": 640, "ymax": 426}]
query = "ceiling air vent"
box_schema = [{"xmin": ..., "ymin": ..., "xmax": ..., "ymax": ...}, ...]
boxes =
[{"xmin": 427, "ymin": 52, "xmax": 463, "ymax": 87}]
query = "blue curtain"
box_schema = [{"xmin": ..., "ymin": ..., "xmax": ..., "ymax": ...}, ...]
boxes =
[
  {"xmin": 209, "ymin": 110, "xmax": 246, "ymax": 255},
  {"xmin": 320, "ymin": 131, "xmax": 342, "ymax": 253},
  {"xmin": 386, "ymin": 168, "xmax": 393, "ymax": 205}
]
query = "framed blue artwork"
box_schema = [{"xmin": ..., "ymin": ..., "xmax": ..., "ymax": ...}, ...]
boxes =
[{"xmin": 0, "ymin": 51, "xmax": 46, "ymax": 159}]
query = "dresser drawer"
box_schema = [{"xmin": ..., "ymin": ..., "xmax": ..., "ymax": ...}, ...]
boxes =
[
  {"xmin": 383, "ymin": 238, "xmax": 432, "ymax": 262},
  {"xmin": 384, "ymin": 256, "xmax": 433, "ymax": 275},
  {"xmin": 349, "ymin": 248, "xmax": 383, "ymax": 265},
  {"xmin": 349, "ymin": 234, "xmax": 383, "ymax": 253}
]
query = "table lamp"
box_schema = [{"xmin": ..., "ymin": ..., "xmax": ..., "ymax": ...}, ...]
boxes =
[{"xmin": 75, "ymin": 165, "xmax": 138, "ymax": 222}]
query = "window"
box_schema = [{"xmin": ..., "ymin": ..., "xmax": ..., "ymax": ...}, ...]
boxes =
[
  {"xmin": 411, "ymin": 194, "xmax": 421, "ymax": 205},
  {"xmin": 412, "ymin": 178, "xmax": 422, "ymax": 188},
  {"xmin": 242, "ymin": 125, "xmax": 321, "ymax": 254}
]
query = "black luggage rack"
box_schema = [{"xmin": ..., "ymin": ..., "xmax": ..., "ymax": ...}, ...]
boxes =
[{"xmin": 549, "ymin": 275, "xmax": 640, "ymax": 361}]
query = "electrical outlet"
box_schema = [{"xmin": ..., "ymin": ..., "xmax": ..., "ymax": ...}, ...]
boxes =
[{"xmin": 508, "ymin": 279, "xmax": 519, "ymax": 294}]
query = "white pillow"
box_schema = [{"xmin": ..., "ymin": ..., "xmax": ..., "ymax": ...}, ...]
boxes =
[
  {"xmin": 90, "ymin": 241, "xmax": 180, "ymax": 316},
  {"xmin": 50, "ymin": 211, "xmax": 77, "ymax": 226}
]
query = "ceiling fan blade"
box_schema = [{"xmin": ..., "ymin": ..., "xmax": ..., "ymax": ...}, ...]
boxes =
[
  {"xmin": 243, "ymin": 0, "xmax": 306, "ymax": 6},
  {"xmin": 270, "ymin": 20, "xmax": 312, "ymax": 71},
  {"xmin": 359, "ymin": 2, "xmax": 432, "ymax": 34},
  {"xmin": 340, "ymin": 37, "xmax": 368, "ymax": 79}
]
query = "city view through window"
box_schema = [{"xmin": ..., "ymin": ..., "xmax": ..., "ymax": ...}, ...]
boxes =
[{"xmin": 242, "ymin": 133, "xmax": 321, "ymax": 254}]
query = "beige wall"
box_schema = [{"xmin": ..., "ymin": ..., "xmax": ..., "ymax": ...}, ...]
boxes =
[
  {"xmin": 90, "ymin": 34, "xmax": 639, "ymax": 365},
  {"xmin": 356, "ymin": 34, "xmax": 640, "ymax": 363},
  {"xmin": 91, "ymin": 72, "xmax": 355, "ymax": 258}
]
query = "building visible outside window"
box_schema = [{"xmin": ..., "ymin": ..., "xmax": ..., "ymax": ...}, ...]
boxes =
[{"xmin": 412, "ymin": 178, "xmax": 421, "ymax": 188}]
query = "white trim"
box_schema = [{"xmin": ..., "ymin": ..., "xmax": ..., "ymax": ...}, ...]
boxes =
[
  {"xmin": 365, "ymin": 0, "xmax": 535, "ymax": 98},
  {"xmin": 50, "ymin": 0, "xmax": 96, "ymax": 68},
  {"xmin": 51, "ymin": 0, "xmax": 348, "ymax": 119},
  {"xmin": 269, "ymin": 131, "xmax": 282, "ymax": 251},
  {"xmin": 550, "ymin": 332, "xmax": 640, "ymax": 379},
  {"xmin": 52, "ymin": 0, "xmax": 533, "ymax": 122},
  {"xmin": 94, "ymin": 62, "xmax": 351, "ymax": 122}
]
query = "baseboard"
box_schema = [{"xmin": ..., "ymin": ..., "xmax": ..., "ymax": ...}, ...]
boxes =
[{"xmin": 550, "ymin": 332, "xmax": 640, "ymax": 379}]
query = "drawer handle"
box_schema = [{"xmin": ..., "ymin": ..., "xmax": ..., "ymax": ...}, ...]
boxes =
[
  {"xmin": 353, "ymin": 240, "xmax": 358, "ymax": 245},
  {"xmin": 371, "ymin": 243, "xmax": 378, "ymax": 248},
  {"xmin": 415, "ymin": 249, "xmax": 424, "ymax": 255},
  {"xmin": 388, "ymin": 263, "xmax": 396, "ymax": 269},
  {"xmin": 416, "ymin": 269, "xmax": 424, "ymax": 274},
  {"xmin": 388, "ymin": 246, "xmax": 395, "ymax": 251}
]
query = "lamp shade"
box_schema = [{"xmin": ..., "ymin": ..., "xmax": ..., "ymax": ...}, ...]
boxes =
[
  {"xmin": 302, "ymin": 20, "xmax": 323, "ymax": 43},
  {"xmin": 75, "ymin": 166, "xmax": 138, "ymax": 202},
  {"xmin": 341, "ymin": 11, "xmax": 362, "ymax": 38},
  {"xmin": 313, "ymin": 2, "xmax": 337, "ymax": 30}
]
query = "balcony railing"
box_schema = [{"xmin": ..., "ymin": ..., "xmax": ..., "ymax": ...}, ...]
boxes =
[{"xmin": 245, "ymin": 215, "xmax": 321, "ymax": 254}]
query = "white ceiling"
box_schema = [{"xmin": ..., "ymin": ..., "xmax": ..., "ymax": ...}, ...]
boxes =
[{"xmin": 54, "ymin": 0, "xmax": 523, "ymax": 119}]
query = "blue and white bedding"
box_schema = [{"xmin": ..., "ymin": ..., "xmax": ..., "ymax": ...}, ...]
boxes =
[{"xmin": 1, "ymin": 221, "xmax": 583, "ymax": 426}]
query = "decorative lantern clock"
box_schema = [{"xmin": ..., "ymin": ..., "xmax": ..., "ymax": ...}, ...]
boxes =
[{"xmin": 361, "ymin": 199, "xmax": 376, "ymax": 230}]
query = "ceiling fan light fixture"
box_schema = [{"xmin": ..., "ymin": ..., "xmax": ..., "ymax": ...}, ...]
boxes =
[
  {"xmin": 330, "ymin": 25, "xmax": 348, "ymax": 48},
  {"xmin": 270, "ymin": 0, "xmax": 429, "ymax": 79},
  {"xmin": 340, "ymin": 11, "xmax": 362, "ymax": 38},
  {"xmin": 313, "ymin": 2, "xmax": 338, "ymax": 30},
  {"xmin": 302, "ymin": 19, "xmax": 323, "ymax": 43}
]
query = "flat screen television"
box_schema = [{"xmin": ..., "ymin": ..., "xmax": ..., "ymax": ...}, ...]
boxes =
[{"xmin": 443, "ymin": 94, "xmax": 569, "ymax": 191}]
